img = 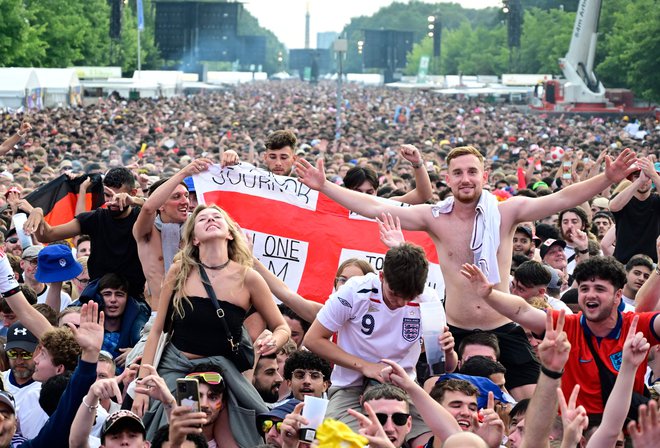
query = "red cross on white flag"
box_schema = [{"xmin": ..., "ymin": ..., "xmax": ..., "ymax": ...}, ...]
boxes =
[{"xmin": 194, "ymin": 164, "xmax": 444, "ymax": 304}]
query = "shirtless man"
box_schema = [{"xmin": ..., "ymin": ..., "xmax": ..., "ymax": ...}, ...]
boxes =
[
  {"xmin": 296, "ymin": 146, "xmax": 637, "ymax": 399},
  {"xmin": 132, "ymin": 159, "xmax": 211, "ymax": 309}
]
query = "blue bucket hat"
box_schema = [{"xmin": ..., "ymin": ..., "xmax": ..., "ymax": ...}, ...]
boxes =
[
  {"xmin": 35, "ymin": 244, "xmax": 83, "ymax": 283},
  {"xmin": 256, "ymin": 399, "xmax": 301, "ymax": 433}
]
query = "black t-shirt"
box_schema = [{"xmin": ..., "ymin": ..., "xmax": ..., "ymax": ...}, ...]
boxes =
[
  {"xmin": 77, "ymin": 207, "xmax": 146, "ymax": 298},
  {"xmin": 612, "ymin": 194, "xmax": 660, "ymax": 264}
]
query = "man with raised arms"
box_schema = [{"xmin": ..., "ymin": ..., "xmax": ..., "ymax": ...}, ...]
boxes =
[{"xmin": 296, "ymin": 146, "xmax": 637, "ymax": 399}]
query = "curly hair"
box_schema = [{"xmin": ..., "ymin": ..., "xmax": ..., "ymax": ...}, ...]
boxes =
[
  {"xmin": 172, "ymin": 204, "xmax": 253, "ymax": 318},
  {"xmin": 283, "ymin": 350, "xmax": 332, "ymax": 381},
  {"xmin": 573, "ymin": 256, "xmax": 627, "ymax": 290},
  {"xmin": 39, "ymin": 328, "xmax": 81, "ymax": 371}
]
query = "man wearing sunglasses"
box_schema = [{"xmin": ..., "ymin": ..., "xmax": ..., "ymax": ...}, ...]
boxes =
[
  {"xmin": 256, "ymin": 398, "xmax": 301, "ymax": 448},
  {"xmin": 3, "ymin": 230, "xmax": 23, "ymax": 257},
  {"xmin": 2, "ymin": 322, "xmax": 48, "ymax": 439},
  {"xmin": 360, "ymin": 384, "xmax": 412, "ymax": 448}
]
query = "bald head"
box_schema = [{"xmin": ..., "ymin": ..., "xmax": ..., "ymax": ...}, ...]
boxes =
[{"xmin": 442, "ymin": 432, "xmax": 488, "ymax": 448}]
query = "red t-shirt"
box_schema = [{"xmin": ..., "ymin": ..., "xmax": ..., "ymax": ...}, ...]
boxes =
[{"xmin": 552, "ymin": 310, "xmax": 660, "ymax": 415}]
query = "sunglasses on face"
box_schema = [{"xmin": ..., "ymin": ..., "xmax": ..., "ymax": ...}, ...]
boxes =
[
  {"xmin": 185, "ymin": 371, "xmax": 224, "ymax": 385},
  {"xmin": 6, "ymin": 238, "xmax": 18, "ymax": 244},
  {"xmin": 261, "ymin": 419, "xmax": 282, "ymax": 434},
  {"xmin": 6, "ymin": 350, "xmax": 33, "ymax": 360},
  {"xmin": 375, "ymin": 412, "xmax": 410, "ymax": 426}
]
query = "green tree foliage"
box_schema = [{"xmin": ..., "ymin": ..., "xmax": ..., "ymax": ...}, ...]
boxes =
[
  {"xmin": 0, "ymin": 0, "xmax": 46, "ymax": 66},
  {"xmin": 597, "ymin": 0, "xmax": 660, "ymax": 101},
  {"xmin": 518, "ymin": 7, "xmax": 573, "ymax": 74}
]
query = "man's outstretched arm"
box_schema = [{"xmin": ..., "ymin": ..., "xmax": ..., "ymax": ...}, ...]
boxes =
[
  {"xmin": 503, "ymin": 148, "xmax": 638, "ymax": 223},
  {"xmin": 296, "ymin": 157, "xmax": 430, "ymax": 231},
  {"xmin": 461, "ymin": 263, "xmax": 546, "ymax": 335}
]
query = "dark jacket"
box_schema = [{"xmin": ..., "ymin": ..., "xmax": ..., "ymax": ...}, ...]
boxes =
[{"xmin": 20, "ymin": 360, "xmax": 97, "ymax": 448}]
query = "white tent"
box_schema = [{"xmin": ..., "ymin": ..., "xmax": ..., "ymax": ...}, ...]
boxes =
[
  {"xmin": 132, "ymin": 70, "xmax": 183, "ymax": 97},
  {"xmin": 0, "ymin": 68, "xmax": 42, "ymax": 110},
  {"xmin": 34, "ymin": 68, "xmax": 82, "ymax": 107}
]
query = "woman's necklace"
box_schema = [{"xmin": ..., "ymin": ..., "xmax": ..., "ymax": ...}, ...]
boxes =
[{"xmin": 199, "ymin": 259, "xmax": 231, "ymax": 270}]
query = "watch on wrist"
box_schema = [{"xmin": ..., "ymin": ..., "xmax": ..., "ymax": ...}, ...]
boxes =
[
  {"xmin": 411, "ymin": 162, "xmax": 423, "ymax": 169},
  {"xmin": 577, "ymin": 248, "xmax": 589, "ymax": 254}
]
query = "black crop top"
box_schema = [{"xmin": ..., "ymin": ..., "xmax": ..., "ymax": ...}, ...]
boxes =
[{"xmin": 170, "ymin": 296, "xmax": 248, "ymax": 357}]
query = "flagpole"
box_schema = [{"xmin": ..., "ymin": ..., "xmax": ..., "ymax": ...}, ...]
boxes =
[{"xmin": 137, "ymin": 0, "xmax": 144, "ymax": 78}]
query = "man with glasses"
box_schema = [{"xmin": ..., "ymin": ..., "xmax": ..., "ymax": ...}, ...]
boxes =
[
  {"xmin": 3, "ymin": 229, "xmax": 23, "ymax": 257},
  {"xmin": 360, "ymin": 384, "xmax": 412, "ymax": 448},
  {"xmin": 2, "ymin": 322, "xmax": 47, "ymax": 438},
  {"xmin": 281, "ymin": 350, "xmax": 331, "ymax": 402},
  {"xmin": 256, "ymin": 398, "xmax": 301, "ymax": 448}
]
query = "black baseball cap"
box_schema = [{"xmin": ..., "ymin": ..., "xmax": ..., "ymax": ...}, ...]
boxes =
[
  {"xmin": 5, "ymin": 322, "xmax": 38, "ymax": 353},
  {"xmin": 540, "ymin": 238, "xmax": 567, "ymax": 260}
]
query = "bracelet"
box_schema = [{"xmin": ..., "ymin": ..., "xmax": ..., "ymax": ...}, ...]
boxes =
[
  {"xmin": 82, "ymin": 396, "xmax": 99, "ymax": 413},
  {"xmin": 577, "ymin": 248, "xmax": 589, "ymax": 254},
  {"xmin": 541, "ymin": 365, "xmax": 564, "ymax": 379},
  {"xmin": 411, "ymin": 162, "xmax": 423, "ymax": 169},
  {"xmin": 655, "ymin": 265, "xmax": 660, "ymax": 275},
  {"xmin": 17, "ymin": 131, "xmax": 26, "ymax": 138}
]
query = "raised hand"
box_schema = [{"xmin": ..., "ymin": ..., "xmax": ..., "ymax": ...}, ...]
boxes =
[
  {"xmin": 622, "ymin": 315, "xmax": 651, "ymax": 369},
  {"xmin": 399, "ymin": 145, "xmax": 422, "ymax": 165},
  {"xmin": 460, "ymin": 263, "xmax": 494, "ymax": 300},
  {"xmin": 295, "ymin": 158, "xmax": 326, "ymax": 191},
  {"xmin": 628, "ymin": 400, "xmax": 660, "ymax": 448},
  {"xmin": 70, "ymin": 302, "xmax": 104, "ymax": 352},
  {"xmin": 376, "ymin": 213, "xmax": 405, "ymax": 248},
  {"xmin": 537, "ymin": 309, "xmax": 571, "ymax": 373},
  {"xmin": 280, "ymin": 402, "xmax": 308, "ymax": 448},
  {"xmin": 380, "ymin": 358, "xmax": 415, "ymax": 392},
  {"xmin": 347, "ymin": 402, "xmax": 397, "ymax": 448},
  {"xmin": 474, "ymin": 391, "xmax": 505, "ymax": 448},
  {"xmin": 90, "ymin": 378, "xmax": 123, "ymax": 405},
  {"xmin": 604, "ymin": 148, "xmax": 638, "ymax": 182},
  {"xmin": 180, "ymin": 157, "xmax": 213, "ymax": 177},
  {"xmin": 134, "ymin": 364, "xmax": 175, "ymax": 407},
  {"xmin": 557, "ymin": 385, "xmax": 588, "ymax": 448},
  {"xmin": 221, "ymin": 150, "xmax": 239, "ymax": 167},
  {"xmin": 169, "ymin": 405, "xmax": 207, "ymax": 446}
]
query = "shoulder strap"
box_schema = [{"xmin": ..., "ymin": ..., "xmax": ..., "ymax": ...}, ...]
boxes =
[
  {"xmin": 198, "ymin": 264, "xmax": 239, "ymax": 353},
  {"xmin": 584, "ymin": 333, "xmax": 617, "ymax": 406}
]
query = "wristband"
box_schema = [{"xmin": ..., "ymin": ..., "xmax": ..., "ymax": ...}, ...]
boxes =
[
  {"xmin": 411, "ymin": 162, "xmax": 423, "ymax": 169},
  {"xmin": 577, "ymin": 248, "xmax": 589, "ymax": 254},
  {"xmin": 0, "ymin": 252, "xmax": 20, "ymax": 297},
  {"xmin": 17, "ymin": 131, "xmax": 26, "ymax": 138},
  {"xmin": 541, "ymin": 365, "xmax": 563, "ymax": 379},
  {"xmin": 656, "ymin": 265, "xmax": 660, "ymax": 276},
  {"xmin": 82, "ymin": 396, "xmax": 99, "ymax": 412}
]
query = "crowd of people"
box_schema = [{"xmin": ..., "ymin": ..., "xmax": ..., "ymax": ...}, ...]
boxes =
[{"xmin": 0, "ymin": 80, "xmax": 657, "ymax": 448}]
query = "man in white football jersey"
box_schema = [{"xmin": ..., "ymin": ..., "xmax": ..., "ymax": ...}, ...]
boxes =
[{"xmin": 304, "ymin": 243, "xmax": 457, "ymax": 446}]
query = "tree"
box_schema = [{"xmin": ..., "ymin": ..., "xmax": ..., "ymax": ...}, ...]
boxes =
[
  {"xmin": 0, "ymin": 0, "xmax": 46, "ymax": 66},
  {"xmin": 518, "ymin": 8, "xmax": 574, "ymax": 74},
  {"xmin": 597, "ymin": 0, "xmax": 660, "ymax": 101}
]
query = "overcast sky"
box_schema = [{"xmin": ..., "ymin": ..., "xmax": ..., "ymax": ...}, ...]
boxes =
[{"xmin": 242, "ymin": 0, "xmax": 503, "ymax": 49}]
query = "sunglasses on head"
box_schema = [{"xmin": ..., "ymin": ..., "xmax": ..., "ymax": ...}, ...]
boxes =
[
  {"xmin": 6, "ymin": 350, "xmax": 33, "ymax": 360},
  {"xmin": 375, "ymin": 412, "xmax": 410, "ymax": 426},
  {"xmin": 185, "ymin": 371, "xmax": 224, "ymax": 385},
  {"xmin": 261, "ymin": 419, "xmax": 282, "ymax": 434}
]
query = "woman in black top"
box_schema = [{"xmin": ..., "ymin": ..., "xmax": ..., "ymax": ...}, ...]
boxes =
[{"xmin": 134, "ymin": 204, "xmax": 290, "ymax": 445}]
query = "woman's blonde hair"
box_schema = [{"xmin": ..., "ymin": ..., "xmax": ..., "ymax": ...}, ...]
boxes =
[{"xmin": 172, "ymin": 204, "xmax": 253, "ymax": 318}]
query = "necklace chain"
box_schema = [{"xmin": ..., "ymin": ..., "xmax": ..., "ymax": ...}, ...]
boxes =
[{"xmin": 199, "ymin": 259, "xmax": 231, "ymax": 271}]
